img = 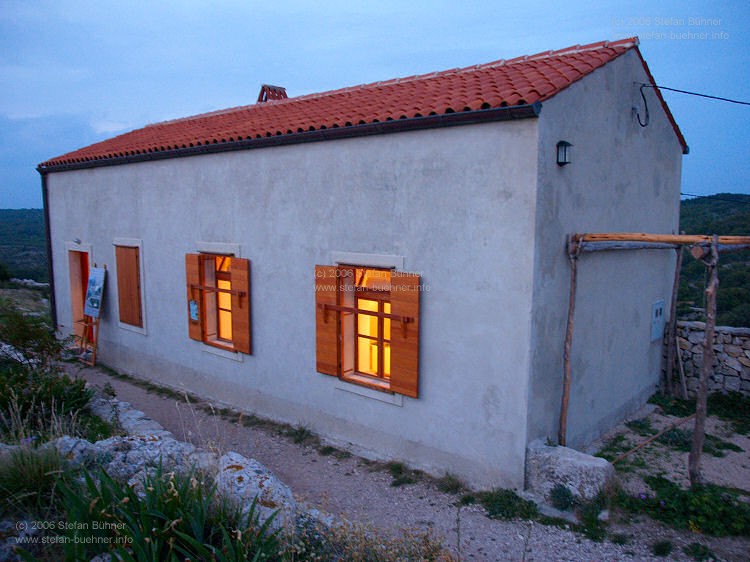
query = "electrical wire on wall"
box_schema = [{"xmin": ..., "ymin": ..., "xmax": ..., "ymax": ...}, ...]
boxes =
[
  {"xmin": 641, "ymin": 84, "xmax": 750, "ymax": 106},
  {"xmin": 636, "ymin": 82, "xmax": 750, "ymax": 129},
  {"xmin": 636, "ymin": 84, "xmax": 650, "ymax": 127}
]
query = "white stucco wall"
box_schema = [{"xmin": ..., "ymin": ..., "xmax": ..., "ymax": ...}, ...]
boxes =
[
  {"xmin": 527, "ymin": 50, "xmax": 684, "ymax": 448},
  {"xmin": 47, "ymin": 120, "xmax": 539, "ymax": 488}
]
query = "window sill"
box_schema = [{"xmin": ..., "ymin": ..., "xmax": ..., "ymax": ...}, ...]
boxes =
[
  {"xmin": 117, "ymin": 321, "xmax": 147, "ymax": 336},
  {"xmin": 335, "ymin": 375, "xmax": 404, "ymax": 406},
  {"xmin": 201, "ymin": 341, "xmax": 243, "ymax": 362}
]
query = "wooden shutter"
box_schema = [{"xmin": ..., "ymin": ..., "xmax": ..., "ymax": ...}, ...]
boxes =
[
  {"xmin": 315, "ymin": 265, "xmax": 339, "ymax": 376},
  {"xmin": 185, "ymin": 253, "xmax": 203, "ymax": 342},
  {"xmin": 389, "ymin": 271, "xmax": 421, "ymax": 398},
  {"xmin": 115, "ymin": 246, "xmax": 142, "ymax": 327},
  {"xmin": 231, "ymin": 258, "xmax": 252, "ymax": 354}
]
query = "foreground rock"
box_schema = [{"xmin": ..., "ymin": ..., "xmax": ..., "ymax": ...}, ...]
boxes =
[
  {"xmin": 525, "ymin": 439, "xmax": 616, "ymax": 502},
  {"xmin": 1, "ymin": 394, "xmax": 321, "ymax": 553},
  {"xmin": 217, "ymin": 451, "xmax": 297, "ymax": 531}
]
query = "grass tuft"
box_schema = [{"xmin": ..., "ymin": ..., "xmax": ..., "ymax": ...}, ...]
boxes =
[
  {"xmin": 615, "ymin": 475, "xmax": 750, "ymax": 536},
  {"xmin": 683, "ymin": 541, "xmax": 716, "ymax": 561},
  {"xmin": 436, "ymin": 473, "xmax": 464, "ymax": 495},
  {"xmin": 550, "ymin": 483, "xmax": 575, "ymax": 511},
  {"xmin": 478, "ymin": 488, "xmax": 538, "ymax": 520},
  {"xmin": 387, "ymin": 461, "xmax": 421, "ymax": 487}
]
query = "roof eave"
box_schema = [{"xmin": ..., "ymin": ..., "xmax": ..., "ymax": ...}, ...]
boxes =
[{"xmin": 37, "ymin": 102, "xmax": 542, "ymax": 174}]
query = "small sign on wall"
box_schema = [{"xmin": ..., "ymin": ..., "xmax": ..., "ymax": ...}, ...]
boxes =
[
  {"xmin": 189, "ymin": 299, "xmax": 200, "ymax": 322},
  {"xmin": 84, "ymin": 267, "xmax": 106, "ymax": 318},
  {"xmin": 651, "ymin": 299, "xmax": 666, "ymax": 342}
]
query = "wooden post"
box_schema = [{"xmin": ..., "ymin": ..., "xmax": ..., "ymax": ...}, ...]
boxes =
[
  {"xmin": 676, "ymin": 334, "xmax": 688, "ymax": 399},
  {"xmin": 665, "ymin": 246, "xmax": 683, "ymax": 397},
  {"xmin": 688, "ymin": 235, "xmax": 719, "ymax": 487},
  {"xmin": 559, "ymin": 236, "xmax": 580, "ymax": 446}
]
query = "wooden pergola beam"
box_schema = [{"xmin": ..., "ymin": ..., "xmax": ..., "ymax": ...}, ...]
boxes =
[
  {"xmin": 575, "ymin": 233, "xmax": 750, "ymax": 246},
  {"xmin": 558, "ymin": 231, "xmax": 748, "ymax": 449}
]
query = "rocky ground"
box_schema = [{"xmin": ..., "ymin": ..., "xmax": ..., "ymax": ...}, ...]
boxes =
[{"xmin": 69, "ymin": 363, "xmax": 750, "ymax": 561}]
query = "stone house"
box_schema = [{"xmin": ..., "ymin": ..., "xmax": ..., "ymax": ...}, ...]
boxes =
[{"xmin": 38, "ymin": 37, "xmax": 687, "ymax": 488}]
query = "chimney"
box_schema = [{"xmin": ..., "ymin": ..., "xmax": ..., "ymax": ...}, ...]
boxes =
[{"xmin": 257, "ymin": 84, "xmax": 288, "ymax": 103}]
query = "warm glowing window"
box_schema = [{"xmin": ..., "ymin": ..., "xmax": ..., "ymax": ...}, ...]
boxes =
[
  {"xmin": 351, "ymin": 269, "xmax": 392, "ymax": 379},
  {"xmin": 213, "ymin": 256, "xmax": 233, "ymax": 342},
  {"xmin": 315, "ymin": 264, "xmax": 421, "ymax": 397},
  {"xmin": 185, "ymin": 253, "xmax": 252, "ymax": 354}
]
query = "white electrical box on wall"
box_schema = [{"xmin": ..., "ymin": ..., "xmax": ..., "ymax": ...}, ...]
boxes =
[{"xmin": 651, "ymin": 299, "xmax": 666, "ymax": 342}]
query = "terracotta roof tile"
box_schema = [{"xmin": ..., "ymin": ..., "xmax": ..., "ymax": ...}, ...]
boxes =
[{"xmin": 39, "ymin": 37, "xmax": 686, "ymax": 168}]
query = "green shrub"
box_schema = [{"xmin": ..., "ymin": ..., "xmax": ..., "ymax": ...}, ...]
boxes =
[
  {"xmin": 0, "ymin": 367, "xmax": 95, "ymax": 444},
  {"xmin": 708, "ymin": 391, "xmax": 750, "ymax": 435},
  {"xmin": 286, "ymin": 423, "xmax": 315, "ymax": 444},
  {"xmin": 657, "ymin": 427, "xmax": 743, "ymax": 457},
  {"xmin": 648, "ymin": 393, "xmax": 694, "ymax": 417},
  {"xmin": 478, "ymin": 488, "xmax": 538, "ymax": 520},
  {"xmin": 652, "ymin": 540, "xmax": 673, "ymax": 556},
  {"xmin": 55, "ymin": 464, "xmax": 281, "ymax": 562},
  {"xmin": 0, "ymin": 446, "xmax": 67, "ymax": 519},
  {"xmin": 625, "ymin": 418, "xmax": 657, "ymax": 436},
  {"xmin": 436, "ymin": 473, "xmax": 464, "ymax": 494},
  {"xmin": 683, "ymin": 541, "xmax": 715, "ymax": 561},
  {"xmin": 576, "ymin": 495, "xmax": 608, "ymax": 542},
  {"xmin": 0, "ymin": 303, "xmax": 67, "ymax": 371},
  {"xmin": 290, "ymin": 518, "xmax": 454, "ymax": 561},
  {"xmin": 616, "ymin": 476, "xmax": 750, "ymax": 536},
  {"xmin": 387, "ymin": 461, "xmax": 420, "ymax": 487},
  {"xmin": 550, "ymin": 483, "xmax": 575, "ymax": 511}
]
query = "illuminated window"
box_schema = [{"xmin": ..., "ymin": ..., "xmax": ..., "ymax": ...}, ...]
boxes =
[
  {"xmin": 185, "ymin": 253, "xmax": 252, "ymax": 354},
  {"xmin": 203, "ymin": 255, "xmax": 233, "ymax": 343},
  {"xmin": 314, "ymin": 264, "xmax": 421, "ymax": 397},
  {"xmin": 342, "ymin": 267, "xmax": 392, "ymax": 382}
]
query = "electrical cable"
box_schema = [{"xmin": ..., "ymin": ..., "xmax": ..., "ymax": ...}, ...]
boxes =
[
  {"xmin": 641, "ymin": 84, "xmax": 750, "ymax": 106},
  {"xmin": 636, "ymin": 84, "xmax": 649, "ymax": 127}
]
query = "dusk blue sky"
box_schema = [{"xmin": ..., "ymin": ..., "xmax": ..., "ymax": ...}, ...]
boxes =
[{"xmin": 1, "ymin": 0, "xmax": 748, "ymax": 208}]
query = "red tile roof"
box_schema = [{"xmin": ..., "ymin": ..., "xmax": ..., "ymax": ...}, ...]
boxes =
[{"xmin": 39, "ymin": 37, "xmax": 686, "ymax": 169}]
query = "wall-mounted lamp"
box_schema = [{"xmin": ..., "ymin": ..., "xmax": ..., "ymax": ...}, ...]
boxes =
[
  {"xmin": 73, "ymin": 238, "xmax": 81, "ymax": 245},
  {"xmin": 556, "ymin": 141, "xmax": 572, "ymax": 166}
]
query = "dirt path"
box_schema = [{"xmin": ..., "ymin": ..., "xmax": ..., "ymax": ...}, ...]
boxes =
[{"xmin": 74, "ymin": 363, "xmax": 748, "ymax": 561}]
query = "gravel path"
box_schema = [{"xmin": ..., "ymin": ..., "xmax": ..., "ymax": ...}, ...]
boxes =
[{"xmin": 75, "ymin": 364, "xmax": 747, "ymax": 561}]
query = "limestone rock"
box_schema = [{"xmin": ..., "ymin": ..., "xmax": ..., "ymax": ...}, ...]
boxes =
[
  {"xmin": 217, "ymin": 451, "xmax": 297, "ymax": 531},
  {"xmin": 525, "ymin": 440, "xmax": 615, "ymax": 502},
  {"xmin": 46, "ymin": 436, "xmax": 103, "ymax": 468},
  {"xmin": 96, "ymin": 435, "xmax": 196, "ymax": 481}
]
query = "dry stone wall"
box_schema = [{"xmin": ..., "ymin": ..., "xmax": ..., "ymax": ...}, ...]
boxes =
[{"xmin": 675, "ymin": 321, "xmax": 750, "ymax": 396}]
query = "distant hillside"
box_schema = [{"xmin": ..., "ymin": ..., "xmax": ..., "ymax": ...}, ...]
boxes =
[
  {"xmin": 677, "ymin": 193, "xmax": 750, "ymax": 327},
  {"xmin": 0, "ymin": 197, "xmax": 748, "ymax": 325},
  {"xmin": 0, "ymin": 209, "xmax": 48, "ymax": 282}
]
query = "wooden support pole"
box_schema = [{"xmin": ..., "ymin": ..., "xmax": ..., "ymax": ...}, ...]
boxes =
[
  {"xmin": 559, "ymin": 236, "xmax": 580, "ymax": 446},
  {"xmin": 665, "ymin": 246, "xmax": 683, "ymax": 397},
  {"xmin": 676, "ymin": 334, "xmax": 688, "ymax": 399},
  {"xmin": 688, "ymin": 235, "xmax": 719, "ymax": 487}
]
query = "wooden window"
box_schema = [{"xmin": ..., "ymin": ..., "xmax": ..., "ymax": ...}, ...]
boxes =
[
  {"xmin": 314, "ymin": 265, "xmax": 421, "ymax": 398},
  {"xmin": 114, "ymin": 245, "xmax": 143, "ymax": 328},
  {"xmin": 186, "ymin": 253, "xmax": 251, "ymax": 354}
]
